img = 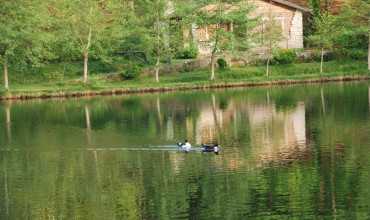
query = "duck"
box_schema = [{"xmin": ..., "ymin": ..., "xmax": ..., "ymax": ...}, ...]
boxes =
[{"xmin": 201, "ymin": 144, "xmax": 220, "ymax": 155}]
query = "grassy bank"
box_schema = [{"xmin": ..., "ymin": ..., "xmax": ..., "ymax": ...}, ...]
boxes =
[{"xmin": 1, "ymin": 59, "xmax": 369, "ymax": 100}]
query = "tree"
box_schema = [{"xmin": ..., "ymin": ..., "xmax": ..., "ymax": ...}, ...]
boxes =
[
  {"xmin": 118, "ymin": 1, "xmax": 151, "ymax": 64},
  {"xmin": 192, "ymin": 0, "xmax": 259, "ymax": 80},
  {"xmin": 137, "ymin": 0, "xmax": 172, "ymax": 83},
  {"xmin": 308, "ymin": 13, "xmax": 338, "ymax": 74},
  {"xmin": 309, "ymin": 0, "xmax": 321, "ymax": 19},
  {"xmin": 50, "ymin": 0, "xmax": 126, "ymax": 84},
  {"xmin": 0, "ymin": 0, "xmax": 44, "ymax": 90},
  {"xmin": 172, "ymin": 0, "xmax": 201, "ymax": 56},
  {"xmin": 120, "ymin": 0, "xmax": 172, "ymax": 83},
  {"xmin": 339, "ymin": 0, "xmax": 370, "ymax": 71},
  {"xmin": 260, "ymin": 17, "xmax": 283, "ymax": 78}
]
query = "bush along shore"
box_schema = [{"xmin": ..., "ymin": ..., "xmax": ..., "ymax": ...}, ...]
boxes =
[
  {"xmin": 1, "ymin": 59, "xmax": 369, "ymax": 100},
  {"xmin": 2, "ymin": 0, "xmax": 369, "ymax": 100}
]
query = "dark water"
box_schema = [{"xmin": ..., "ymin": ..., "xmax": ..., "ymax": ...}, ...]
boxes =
[{"xmin": 1, "ymin": 82, "xmax": 370, "ymax": 220}]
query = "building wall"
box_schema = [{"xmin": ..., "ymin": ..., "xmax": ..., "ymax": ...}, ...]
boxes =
[
  {"xmin": 288, "ymin": 10, "xmax": 304, "ymax": 48},
  {"xmin": 251, "ymin": 0, "xmax": 304, "ymax": 49},
  {"xmin": 195, "ymin": 0, "xmax": 304, "ymax": 56}
]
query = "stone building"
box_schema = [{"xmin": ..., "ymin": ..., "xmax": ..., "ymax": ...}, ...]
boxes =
[{"xmin": 190, "ymin": 0, "xmax": 310, "ymax": 56}]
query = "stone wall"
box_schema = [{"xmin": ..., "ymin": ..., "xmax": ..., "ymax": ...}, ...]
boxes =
[{"xmin": 287, "ymin": 10, "xmax": 303, "ymax": 48}]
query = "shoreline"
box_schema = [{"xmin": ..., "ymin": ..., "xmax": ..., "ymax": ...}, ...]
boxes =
[{"xmin": 1, "ymin": 75, "xmax": 369, "ymax": 101}]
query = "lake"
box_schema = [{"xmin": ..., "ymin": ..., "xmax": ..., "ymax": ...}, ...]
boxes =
[{"xmin": 1, "ymin": 81, "xmax": 370, "ymax": 219}]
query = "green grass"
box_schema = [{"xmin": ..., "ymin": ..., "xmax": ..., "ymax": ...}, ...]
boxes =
[{"xmin": 0, "ymin": 59, "xmax": 369, "ymax": 98}]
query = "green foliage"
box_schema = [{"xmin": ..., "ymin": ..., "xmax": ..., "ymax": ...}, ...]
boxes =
[
  {"xmin": 1, "ymin": 0, "xmax": 369, "ymax": 88},
  {"xmin": 48, "ymin": 0, "xmax": 127, "ymax": 82},
  {"xmin": 309, "ymin": 0, "xmax": 321, "ymax": 19},
  {"xmin": 0, "ymin": 59, "xmax": 368, "ymax": 97},
  {"xmin": 181, "ymin": 0, "xmax": 259, "ymax": 78},
  {"xmin": 308, "ymin": 13, "xmax": 340, "ymax": 73},
  {"xmin": 344, "ymin": 50, "xmax": 368, "ymax": 60},
  {"xmin": 128, "ymin": 0, "xmax": 173, "ymax": 82},
  {"xmin": 175, "ymin": 45, "xmax": 199, "ymax": 59},
  {"xmin": 121, "ymin": 63, "xmax": 142, "ymax": 80},
  {"xmin": 258, "ymin": 14, "xmax": 284, "ymax": 77},
  {"xmin": 217, "ymin": 58, "xmax": 228, "ymax": 70},
  {"xmin": 51, "ymin": 0, "xmax": 126, "ymax": 54},
  {"xmin": 335, "ymin": 0, "xmax": 369, "ymax": 69},
  {"xmin": 194, "ymin": 1, "xmax": 259, "ymax": 54},
  {"xmin": 335, "ymin": 49, "xmax": 368, "ymax": 60},
  {"xmin": 272, "ymin": 49, "xmax": 297, "ymax": 64},
  {"xmin": 41, "ymin": 71, "xmax": 65, "ymax": 82},
  {"xmin": 0, "ymin": 0, "xmax": 49, "ymax": 89},
  {"xmin": 334, "ymin": 30, "xmax": 368, "ymax": 51},
  {"xmin": 310, "ymin": 50, "xmax": 334, "ymax": 62},
  {"xmin": 259, "ymin": 18, "xmax": 283, "ymax": 50},
  {"xmin": 308, "ymin": 14, "xmax": 338, "ymax": 49}
]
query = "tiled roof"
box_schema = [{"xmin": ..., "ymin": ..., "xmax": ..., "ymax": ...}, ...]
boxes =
[
  {"xmin": 283, "ymin": 0, "xmax": 345, "ymax": 14},
  {"xmin": 284, "ymin": 0, "xmax": 310, "ymax": 8},
  {"xmin": 268, "ymin": 0, "xmax": 311, "ymax": 12},
  {"xmin": 201, "ymin": 0, "xmax": 311, "ymax": 13}
]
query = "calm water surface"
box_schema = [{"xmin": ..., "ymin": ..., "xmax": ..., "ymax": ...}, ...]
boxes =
[{"xmin": 1, "ymin": 82, "xmax": 370, "ymax": 219}]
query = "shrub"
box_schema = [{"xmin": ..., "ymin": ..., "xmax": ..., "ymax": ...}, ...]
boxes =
[
  {"xmin": 217, "ymin": 58, "xmax": 228, "ymax": 70},
  {"xmin": 335, "ymin": 49, "xmax": 367, "ymax": 60},
  {"xmin": 272, "ymin": 49, "xmax": 297, "ymax": 64},
  {"xmin": 311, "ymin": 50, "xmax": 335, "ymax": 62},
  {"xmin": 121, "ymin": 63, "xmax": 142, "ymax": 80},
  {"xmin": 347, "ymin": 50, "xmax": 367, "ymax": 60},
  {"xmin": 175, "ymin": 44, "xmax": 198, "ymax": 59},
  {"xmin": 41, "ymin": 71, "xmax": 64, "ymax": 81},
  {"xmin": 334, "ymin": 31, "xmax": 368, "ymax": 51}
]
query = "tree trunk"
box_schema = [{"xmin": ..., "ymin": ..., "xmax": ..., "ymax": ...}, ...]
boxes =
[
  {"xmin": 155, "ymin": 57, "xmax": 160, "ymax": 82},
  {"xmin": 266, "ymin": 57, "xmax": 270, "ymax": 78},
  {"xmin": 210, "ymin": 54, "xmax": 216, "ymax": 80},
  {"xmin": 3, "ymin": 58, "xmax": 9, "ymax": 90},
  {"xmin": 368, "ymin": 33, "xmax": 370, "ymax": 71},
  {"xmin": 155, "ymin": 13, "xmax": 161, "ymax": 83},
  {"xmin": 320, "ymin": 47, "xmax": 324, "ymax": 74},
  {"xmin": 83, "ymin": 51, "xmax": 89, "ymax": 84}
]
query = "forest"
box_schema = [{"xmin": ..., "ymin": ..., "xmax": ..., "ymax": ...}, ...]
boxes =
[{"xmin": 0, "ymin": 0, "xmax": 369, "ymax": 94}]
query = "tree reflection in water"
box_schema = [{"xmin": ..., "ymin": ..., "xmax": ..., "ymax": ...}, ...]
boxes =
[{"xmin": 0, "ymin": 82, "xmax": 370, "ymax": 219}]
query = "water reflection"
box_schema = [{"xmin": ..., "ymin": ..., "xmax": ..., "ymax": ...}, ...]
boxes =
[
  {"xmin": 321, "ymin": 87, "xmax": 326, "ymax": 115},
  {"xmin": 194, "ymin": 94, "xmax": 223, "ymax": 144},
  {"xmin": 4, "ymin": 102, "xmax": 11, "ymax": 146},
  {"xmin": 248, "ymin": 101, "xmax": 308, "ymax": 165},
  {"xmin": 85, "ymin": 104, "xmax": 92, "ymax": 146},
  {"xmin": 1, "ymin": 82, "xmax": 370, "ymax": 219}
]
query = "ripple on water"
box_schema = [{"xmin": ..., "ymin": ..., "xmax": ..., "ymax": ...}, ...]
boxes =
[{"xmin": 2, "ymin": 82, "xmax": 370, "ymax": 219}]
